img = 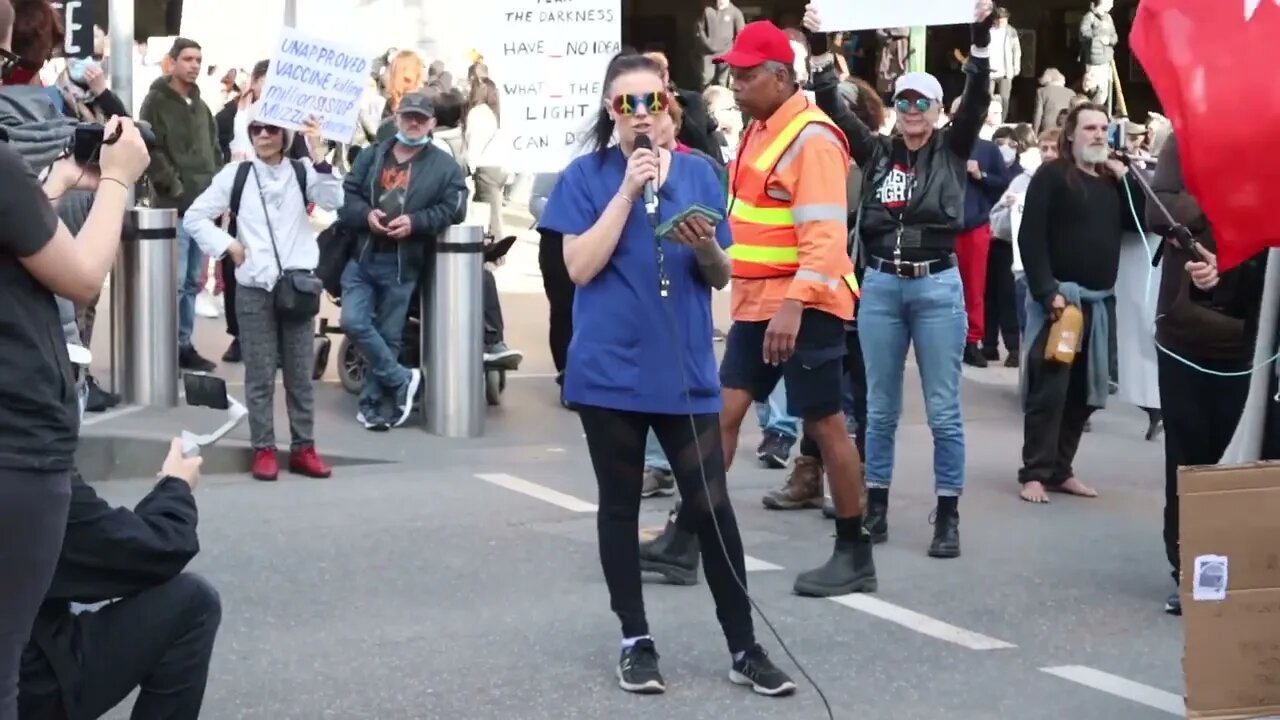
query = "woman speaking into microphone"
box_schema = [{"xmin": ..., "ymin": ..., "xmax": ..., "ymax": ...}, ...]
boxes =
[{"xmin": 537, "ymin": 52, "xmax": 795, "ymax": 698}]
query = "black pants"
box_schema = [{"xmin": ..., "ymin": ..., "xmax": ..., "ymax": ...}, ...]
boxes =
[
  {"xmin": 1018, "ymin": 309, "xmax": 1098, "ymax": 486},
  {"xmin": 0, "ymin": 471, "xmax": 69, "ymax": 720},
  {"xmin": 577, "ymin": 406, "xmax": 754, "ymax": 654},
  {"xmin": 1158, "ymin": 352, "xmax": 1250, "ymax": 582},
  {"xmin": 982, "ymin": 241, "xmax": 1019, "ymax": 354},
  {"xmin": 798, "ymin": 329, "xmax": 867, "ymax": 460},
  {"xmin": 482, "ymin": 268, "xmax": 503, "ymax": 347},
  {"xmin": 537, "ymin": 229, "xmax": 574, "ymax": 375},
  {"xmin": 24, "ymin": 573, "xmax": 221, "ymax": 720},
  {"xmin": 221, "ymin": 255, "xmax": 238, "ymax": 339}
]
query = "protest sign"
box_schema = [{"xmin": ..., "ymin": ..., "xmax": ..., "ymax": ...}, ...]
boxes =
[
  {"xmin": 50, "ymin": 0, "xmax": 96, "ymax": 58},
  {"xmin": 257, "ymin": 27, "xmax": 370, "ymax": 144},
  {"xmin": 486, "ymin": 0, "xmax": 621, "ymax": 173},
  {"xmin": 812, "ymin": 0, "xmax": 971, "ymax": 32}
]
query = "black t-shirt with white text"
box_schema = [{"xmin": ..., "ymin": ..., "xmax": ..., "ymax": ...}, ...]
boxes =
[
  {"xmin": 0, "ymin": 144, "xmax": 80, "ymax": 471},
  {"xmin": 870, "ymin": 144, "xmax": 953, "ymax": 263}
]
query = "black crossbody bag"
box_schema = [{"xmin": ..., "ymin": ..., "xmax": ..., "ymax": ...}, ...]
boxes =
[{"xmin": 252, "ymin": 164, "xmax": 323, "ymax": 320}]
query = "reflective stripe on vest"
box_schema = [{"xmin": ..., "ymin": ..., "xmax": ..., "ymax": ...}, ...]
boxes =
[{"xmin": 728, "ymin": 111, "xmax": 849, "ymax": 279}]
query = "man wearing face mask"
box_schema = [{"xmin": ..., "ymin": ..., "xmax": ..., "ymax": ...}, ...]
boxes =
[
  {"xmin": 336, "ymin": 91, "xmax": 468, "ymax": 431},
  {"xmin": 803, "ymin": 0, "xmax": 995, "ymax": 559}
]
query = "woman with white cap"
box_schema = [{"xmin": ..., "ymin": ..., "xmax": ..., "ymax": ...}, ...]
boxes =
[
  {"xmin": 184, "ymin": 106, "xmax": 344, "ymax": 482},
  {"xmin": 803, "ymin": 0, "xmax": 994, "ymax": 560}
]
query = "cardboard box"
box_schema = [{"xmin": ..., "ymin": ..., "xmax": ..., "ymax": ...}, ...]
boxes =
[{"xmin": 1180, "ymin": 462, "xmax": 1280, "ymax": 719}]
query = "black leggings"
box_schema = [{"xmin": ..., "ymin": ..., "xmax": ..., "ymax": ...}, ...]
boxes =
[
  {"xmin": 578, "ymin": 406, "xmax": 754, "ymax": 654},
  {"xmin": 0, "ymin": 470, "xmax": 71, "ymax": 720},
  {"xmin": 537, "ymin": 230, "xmax": 574, "ymax": 375}
]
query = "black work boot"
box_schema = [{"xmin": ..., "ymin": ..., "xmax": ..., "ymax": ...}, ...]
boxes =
[
  {"xmin": 792, "ymin": 535, "xmax": 878, "ymax": 597},
  {"xmin": 863, "ymin": 499, "xmax": 889, "ymax": 544},
  {"xmin": 639, "ymin": 512, "xmax": 700, "ymax": 586},
  {"xmin": 928, "ymin": 507, "xmax": 961, "ymax": 559}
]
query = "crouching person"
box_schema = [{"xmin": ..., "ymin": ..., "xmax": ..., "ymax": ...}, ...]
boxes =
[
  {"xmin": 184, "ymin": 107, "xmax": 345, "ymax": 481},
  {"xmin": 19, "ymin": 439, "xmax": 218, "ymax": 720}
]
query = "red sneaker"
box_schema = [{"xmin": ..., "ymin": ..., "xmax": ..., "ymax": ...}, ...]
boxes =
[
  {"xmin": 289, "ymin": 446, "xmax": 332, "ymax": 478},
  {"xmin": 252, "ymin": 448, "xmax": 279, "ymax": 482}
]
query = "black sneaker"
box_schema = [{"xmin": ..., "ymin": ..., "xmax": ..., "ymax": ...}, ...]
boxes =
[
  {"xmin": 83, "ymin": 375, "xmax": 120, "ymax": 413},
  {"xmin": 1164, "ymin": 590, "xmax": 1182, "ymax": 616},
  {"xmin": 963, "ymin": 343, "xmax": 988, "ymax": 368},
  {"xmin": 222, "ymin": 339, "xmax": 242, "ymax": 363},
  {"xmin": 756, "ymin": 431, "xmax": 793, "ymax": 469},
  {"xmin": 179, "ymin": 346, "xmax": 217, "ymax": 372},
  {"xmin": 617, "ymin": 639, "xmax": 665, "ymax": 694},
  {"xmin": 730, "ymin": 645, "xmax": 797, "ymax": 697}
]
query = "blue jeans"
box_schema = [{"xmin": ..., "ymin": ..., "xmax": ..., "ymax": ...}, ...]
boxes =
[
  {"xmin": 340, "ymin": 254, "xmax": 416, "ymax": 410},
  {"xmin": 1013, "ymin": 271, "xmax": 1029, "ymax": 340},
  {"xmin": 858, "ymin": 267, "xmax": 967, "ymax": 496},
  {"xmin": 176, "ymin": 222, "xmax": 203, "ymax": 348},
  {"xmin": 755, "ymin": 382, "xmax": 799, "ymax": 439},
  {"xmin": 644, "ymin": 430, "xmax": 670, "ymax": 472}
]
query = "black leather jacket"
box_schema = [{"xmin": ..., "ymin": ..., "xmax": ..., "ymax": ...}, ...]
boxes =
[{"xmin": 811, "ymin": 54, "xmax": 990, "ymax": 259}]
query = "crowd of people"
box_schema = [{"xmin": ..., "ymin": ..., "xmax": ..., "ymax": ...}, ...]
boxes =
[{"xmin": 0, "ymin": 0, "xmax": 1273, "ymax": 714}]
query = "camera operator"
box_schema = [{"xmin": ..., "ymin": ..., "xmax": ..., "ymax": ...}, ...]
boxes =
[
  {"xmin": 18, "ymin": 438, "xmax": 220, "ymax": 720},
  {"xmin": 1146, "ymin": 134, "xmax": 1268, "ymax": 616}
]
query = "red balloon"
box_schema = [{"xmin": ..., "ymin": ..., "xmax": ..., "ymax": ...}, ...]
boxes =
[{"xmin": 1131, "ymin": 0, "xmax": 1280, "ymax": 269}]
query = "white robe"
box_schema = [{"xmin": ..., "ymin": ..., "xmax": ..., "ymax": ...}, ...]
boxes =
[{"xmin": 1114, "ymin": 230, "xmax": 1162, "ymax": 409}]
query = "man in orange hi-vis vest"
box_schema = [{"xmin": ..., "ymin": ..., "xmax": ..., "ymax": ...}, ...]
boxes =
[{"xmin": 644, "ymin": 20, "xmax": 877, "ymax": 599}]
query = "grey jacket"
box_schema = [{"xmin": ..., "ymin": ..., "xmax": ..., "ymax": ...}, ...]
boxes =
[{"xmin": 1078, "ymin": 10, "xmax": 1118, "ymax": 66}]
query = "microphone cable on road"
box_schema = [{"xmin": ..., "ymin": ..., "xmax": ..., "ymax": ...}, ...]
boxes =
[{"xmin": 643, "ymin": 159, "xmax": 837, "ymax": 719}]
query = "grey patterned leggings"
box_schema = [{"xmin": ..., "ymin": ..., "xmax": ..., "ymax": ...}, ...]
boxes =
[{"xmin": 236, "ymin": 285, "xmax": 315, "ymax": 451}]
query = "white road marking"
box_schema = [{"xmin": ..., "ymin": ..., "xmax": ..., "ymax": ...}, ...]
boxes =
[
  {"xmin": 506, "ymin": 372, "xmax": 562, "ymax": 380},
  {"xmin": 743, "ymin": 555, "xmax": 782, "ymax": 572},
  {"xmin": 80, "ymin": 404, "xmax": 144, "ymax": 427},
  {"xmin": 475, "ymin": 473, "xmax": 598, "ymax": 513},
  {"xmin": 1041, "ymin": 666, "xmax": 1183, "ymax": 716},
  {"xmin": 827, "ymin": 594, "xmax": 1017, "ymax": 651},
  {"xmin": 546, "ymin": 447, "xmax": 566, "ymax": 453}
]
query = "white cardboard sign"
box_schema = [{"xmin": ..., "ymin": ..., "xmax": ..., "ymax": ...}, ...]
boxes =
[
  {"xmin": 486, "ymin": 0, "xmax": 622, "ymax": 173},
  {"xmin": 812, "ymin": 0, "xmax": 972, "ymax": 32},
  {"xmin": 257, "ymin": 27, "xmax": 371, "ymax": 144}
]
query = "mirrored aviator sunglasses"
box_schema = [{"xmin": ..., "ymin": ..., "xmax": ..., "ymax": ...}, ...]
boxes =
[
  {"xmin": 610, "ymin": 91, "xmax": 672, "ymax": 116},
  {"xmin": 895, "ymin": 97, "xmax": 933, "ymax": 114}
]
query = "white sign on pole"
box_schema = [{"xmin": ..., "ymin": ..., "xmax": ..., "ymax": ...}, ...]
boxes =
[
  {"xmin": 257, "ymin": 27, "xmax": 371, "ymax": 144},
  {"xmin": 812, "ymin": 0, "xmax": 972, "ymax": 32},
  {"xmin": 486, "ymin": 0, "xmax": 621, "ymax": 173}
]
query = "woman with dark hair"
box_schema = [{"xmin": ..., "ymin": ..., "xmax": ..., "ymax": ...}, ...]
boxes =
[
  {"xmin": 537, "ymin": 52, "xmax": 794, "ymax": 698},
  {"xmin": 465, "ymin": 77, "xmax": 507, "ymax": 238}
]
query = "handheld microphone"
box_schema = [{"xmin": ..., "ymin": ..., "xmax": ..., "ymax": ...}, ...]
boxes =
[{"xmin": 633, "ymin": 134, "xmax": 658, "ymax": 226}]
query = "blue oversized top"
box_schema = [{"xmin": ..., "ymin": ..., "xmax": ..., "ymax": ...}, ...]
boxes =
[{"xmin": 537, "ymin": 148, "xmax": 732, "ymax": 415}]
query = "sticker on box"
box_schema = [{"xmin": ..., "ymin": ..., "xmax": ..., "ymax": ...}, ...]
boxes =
[{"xmin": 1191, "ymin": 554, "xmax": 1228, "ymax": 601}]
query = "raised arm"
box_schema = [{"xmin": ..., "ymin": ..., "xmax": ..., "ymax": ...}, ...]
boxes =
[
  {"xmin": 946, "ymin": 10, "xmax": 996, "ymax": 159},
  {"xmin": 803, "ymin": 20, "xmax": 880, "ymax": 168}
]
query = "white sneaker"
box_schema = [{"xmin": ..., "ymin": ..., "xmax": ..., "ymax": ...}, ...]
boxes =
[{"xmin": 195, "ymin": 291, "xmax": 221, "ymax": 319}]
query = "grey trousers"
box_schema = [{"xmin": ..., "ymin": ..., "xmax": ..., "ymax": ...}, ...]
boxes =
[
  {"xmin": 472, "ymin": 167, "xmax": 507, "ymax": 239},
  {"xmin": 235, "ymin": 285, "xmax": 315, "ymax": 450}
]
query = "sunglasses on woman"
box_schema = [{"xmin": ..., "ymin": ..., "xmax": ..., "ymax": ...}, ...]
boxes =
[
  {"xmin": 894, "ymin": 97, "xmax": 934, "ymax": 114},
  {"xmin": 248, "ymin": 123, "xmax": 283, "ymax": 137},
  {"xmin": 610, "ymin": 91, "xmax": 672, "ymax": 116}
]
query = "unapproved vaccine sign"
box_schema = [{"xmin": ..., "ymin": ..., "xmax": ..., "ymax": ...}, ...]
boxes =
[
  {"xmin": 489, "ymin": 0, "xmax": 621, "ymax": 172},
  {"xmin": 258, "ymin": 27, "xmax": 370, "ymax": 144}
]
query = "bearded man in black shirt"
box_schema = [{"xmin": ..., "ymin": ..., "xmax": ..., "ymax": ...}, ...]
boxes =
[{"xmin": 1016, "ymin": 102, "xmax": 1136, "ymax": 504}]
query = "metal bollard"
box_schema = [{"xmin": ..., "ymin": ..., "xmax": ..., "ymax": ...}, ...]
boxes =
[
  {"xmin": 110, "ymin": 207, "xmax": 179, "ymax": 407},
  {"xmin": 424, "ymin": 224, "xmax": 485, "ymax": 437}
]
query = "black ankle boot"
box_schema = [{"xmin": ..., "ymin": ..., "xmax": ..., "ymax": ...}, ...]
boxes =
[
  {"xmin": 928, "ymin": 508, "xmax": 961, "ymax": 559},
  {"xmin": 863, "ymin": 501, "xmax": 888, "ymax": 544},
  {"xmin": 639, "ymin": 516, "xmax": 700, "ymax": 586},
  {"xmin": 792, "ymin": 536, "xmax": 878, "ymax": 597}
]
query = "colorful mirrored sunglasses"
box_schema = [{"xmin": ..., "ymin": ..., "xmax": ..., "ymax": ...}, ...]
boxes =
[
  {"xmin": 894, "ymin": 97, "xmax": 934, "ymax": 114},
  {"xmin": 611, "ymin": 91, "xmax": 672, "ymax": 116}
]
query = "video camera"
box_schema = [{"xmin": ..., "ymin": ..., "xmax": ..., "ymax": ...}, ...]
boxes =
[{"xmin": 68, "ymin": 121, "xmax": 156, "ymax": 166}]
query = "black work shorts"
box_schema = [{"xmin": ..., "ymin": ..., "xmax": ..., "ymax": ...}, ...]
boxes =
[{"xmin": 719, "ymin": 309, "xmax": 847, "ymax": 420}]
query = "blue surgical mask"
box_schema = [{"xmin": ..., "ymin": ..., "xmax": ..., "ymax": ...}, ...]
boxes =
[
  {"xmin": 68, "ymin": 58, "xmax": 98, "ymax": 85},
  {"xmin": 396, "ymin": 131, "xmax": 431, "ymax": 147}
]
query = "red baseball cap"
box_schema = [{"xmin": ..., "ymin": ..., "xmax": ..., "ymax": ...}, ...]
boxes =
[{"xmin": 713, "ymin": 21, "xmax": 795, "ymax": 68}]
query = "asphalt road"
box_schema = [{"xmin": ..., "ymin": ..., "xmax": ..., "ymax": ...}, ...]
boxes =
[{"xmin": 86, "ymin": 227, "xmax": 1186, "ymax": 720}]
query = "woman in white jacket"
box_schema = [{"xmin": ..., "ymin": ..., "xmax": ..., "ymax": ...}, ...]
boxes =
[
  {"xmin": 184, "ymin": 105, "xmax": 344, "ymax": 482},
  {"xmin": 464, "ymin": 78, "xmax": 506, "ymax": 239}
]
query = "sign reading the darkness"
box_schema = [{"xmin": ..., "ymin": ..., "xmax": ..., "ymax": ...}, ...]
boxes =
[{"xmin": 50, "ymin": 0, "xmax": 96, "ymax": 58}]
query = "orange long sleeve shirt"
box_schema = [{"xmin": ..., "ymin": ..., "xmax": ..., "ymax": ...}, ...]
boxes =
[{"xmin": 729, "ymin": 93, "xmax": 856, "ymax": 323}]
